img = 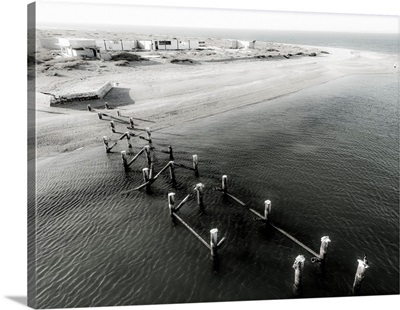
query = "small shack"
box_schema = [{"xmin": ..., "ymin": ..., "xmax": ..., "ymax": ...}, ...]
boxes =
[
  {"xmin": 58, "ymin": 38, "xmax": 99, "ymax": 58},
  {"xmin": 231, "ymin": 40, "xmax": 256, "ymax": 49},
  {"xmin": 39, "ymin": 38, "xmax": 60, "ymax": 50}
]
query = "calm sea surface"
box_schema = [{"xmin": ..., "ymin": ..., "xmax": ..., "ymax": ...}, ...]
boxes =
[{"xmin": 34, "ymin": 29, "xmax": 399, "ymax": 308}]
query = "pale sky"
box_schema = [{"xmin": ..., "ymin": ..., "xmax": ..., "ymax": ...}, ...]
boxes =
[{"xmin": 36, "ymin": 0, "xmax": 399, "ymax": 33}]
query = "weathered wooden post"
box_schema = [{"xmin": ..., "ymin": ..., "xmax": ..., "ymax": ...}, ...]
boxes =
[
  {"xmin": 319, "ymin": 236, "xmax": 331, "ymax": 261},
  {"xmin": 98, "ymin": 112, "xmax": 103, "ymax": 120},
  {"xmin": 168, "ymin": 146, "xmax": 174, "ymax": 160},
  {"xmin": 110, "ymin": 121, "xmax": 115, "ymax": 133},
  {"xmin": 121, "ymin": 151, "xmax": 128, "ymax": 170},
  {"xmin": 87, "ymin": 104, "xmax": 92, "ymax": 112},
  {"xmin": 352, "ymin": 256, "xmax": 369, "ymax": 295},
  {"xmin": 222, "ymin": 175, "xmax": 228, "ymax": 194},
  {"xmin": 142, "ymin": 167, "xmax": 150, "ymax": 192},
  {"xmin": 105, "ymin": 102, "xmax": 110, "ymax": 109},
  {"xmin": 195, "ymin": 183, "xmax": 204, "ymax": 209},
  {"xmin": 169, "ymin": 161, "xmax": 176, "ymax": 183},
  {"xmin": 193, "ymin": 155, "xmax": 199, "ymax": 177},
  {"xmin": 293, "ymin": 255, "xmax": 305, "ymax": 294},
  {"xmin": 210, "ymin": 228, "xmax": 218, "ymax": 259},
  {"xmin": 149, "ymin": 163, "xmax": 154, "ymax": 181},
  {"xmin": 125, "ymin": 131, "xmax": 132, "ymax": 148},
  {"xmin": 264, "ymin": 200, "xmax": 272, "ymax": 221},
  {"xmin": 116, "ymin": 110, "xmax": 120, "ymax": 117},
  {"xmin": 168, "ymin": 193, "xmax": 176, "ymax": 220},
  {"xmin": 144, "ymin": 146, "xmax": 151, "ymax": 167},
  {"xmin": 129, "ymin": 117, "xmax": 134, "ymax": 129},
  {"xmin": 103, "ymin": 136, "xmax": 110, "ymax": 153},
  {"xmin": 146, "ymin": 127, "xmax": 152, "ymax": 144}
]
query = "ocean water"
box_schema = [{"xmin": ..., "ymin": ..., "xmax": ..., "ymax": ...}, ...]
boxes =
[{"xmin": 33, "ymin": 29, "xmax": 399, "ymax": 308}]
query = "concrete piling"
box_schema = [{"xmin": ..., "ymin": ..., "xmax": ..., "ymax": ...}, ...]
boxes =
[
  {"xmin": 193, "ymin": 155, "xmax": 199, "ymax": 177},
  {"xmin": 319, "ymin": 236, "xmax": 331, "ymax": 261},
  {"xmin": 293, "ymin": 255, "xmax": 305, "ymax": 294},
  {"xmin": 264, "ymin": 200, "xmax": 271, "ymax": 221},
  {"xmin": 352, "ymin": 256, "xmax": 369, "ymax": 295}
]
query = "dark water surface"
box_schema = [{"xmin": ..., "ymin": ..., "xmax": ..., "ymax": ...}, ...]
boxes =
[{"xmin": 35, "ymin": 73, "xmax": 399, "ymax": 308}]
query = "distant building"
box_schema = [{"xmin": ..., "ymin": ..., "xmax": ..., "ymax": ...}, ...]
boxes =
[
  {"xmin": 38, "ymin": 38, "xmax": 59, "ymax": 50},
  {"xmin": 58, "ymin": 38, "xmax": 100, "ymax": 58},
  {"xmin": 40, "ymin": 36, "xmax": 205, "ymax": 58},
  {"xmin": 154, "ymin": 40, "xmax": 201, "ymax": 50},
  {"xmin": 137, "ymin": 40, "xmax": 153, "ymax": 50},
  {"xmin": 231, "ymin": 40, "xmax": 256, "ymax": 49}
]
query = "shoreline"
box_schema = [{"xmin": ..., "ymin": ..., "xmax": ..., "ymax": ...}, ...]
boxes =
[{"xmin": 32, "ymin": 29, "xmax": 398, "ymax": 159}]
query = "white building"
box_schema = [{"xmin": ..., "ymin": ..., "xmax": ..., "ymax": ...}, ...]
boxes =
[
  {"xmin": 58, "ymin": 38, "xmax": 99, "ymax": 58},
  {"xmin": 39, "ymin": 38, "xmax": 60, "ymax": 50},
  {"xmin": 137, "ymin": 40, "xmax": 153, "ymax": 50},
  {"xmin": 231, "ymin": 40, "xmax": 256, "ymax": 49}
]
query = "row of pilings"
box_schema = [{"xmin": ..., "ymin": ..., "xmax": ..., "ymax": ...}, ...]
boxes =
[{"xmin": 88, "ymin": 102, "xmax": 370, "ymax": 297}]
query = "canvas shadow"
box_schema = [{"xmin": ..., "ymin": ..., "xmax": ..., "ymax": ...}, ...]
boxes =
[{"xmin": 5, "ymin": 295, "xmax": 27, "ymax": 306}]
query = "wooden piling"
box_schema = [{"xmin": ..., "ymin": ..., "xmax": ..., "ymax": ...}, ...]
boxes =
[
  {"xmin": 87, "ymin": 104, "xmax": 92, "ymax": 112},
  {"xmin": 121, "ymin": 151, "xmax": 128, "ymax": 170},
  {"xmin": 142, "ymin": 168, "xmax": 150, "ymax": 191},
  {"xmin": 193, "ymin": 155, "xmax": 199, "ymax": 177},
  {"xmin": 145, "ymin": 146, "xmax": 151, "ymax": 167},
  {"xmin": 125, "ymin": 131, "xmax": 132, "ymax": 148},
  {"xmin": 210, "ymin": 228, "xmax": 218, "ymax": 259},
  {"xmin": 169, "ymin": 161, "xmax": 176, "ymax": 183},
  {"xmin": 293, "ymin": 255, "xmax": 305, "ymax": 294},
  {"xmin": 168, "ymin": 193, "xmax": 175, "ymax": 218},
  {"xmin": 264, "ymin": 200, "xmax": 271, "ymax": 221},
  {"xmin": 129, "ymin": 117, "xmax": 134, "ymax": 129},
  {"xmin": 319, "ymin": 236, "xmax": 331, "ymax": 260},
  {"xmin": 195, "ymin": 183, "xmax": 204, "ymax": 209},
  {"xmin": 103, "ymin": 136, "xmax": 109, "ymax": 153},
  {"xmin": 168, "ymin": 146, "xmax": 174, "ymax": 160},
  {"xmin": 110, "ymin": 121, "xmax": 115, "ymax": 133},
  {"xmin": 149, "ymin": 163, "xmax": 154, "ymax": 181},
  {"xmin": 352, "ymin": 257, "xmax": 369, "ymax": 295},
  {"xmin": 105, "ymin": 102, "xmax": 110, "ymax": 109},
  {"xmin": 146, "ymin": 127, "xmax": 152, "ymax": 144},
  {"xmin": 222, "ymin": 175, "xmax": 228, "ymax": 194},
  {"xmin": 117, "ymin": 110, "xmax": 120, "ymax": 117},
  {"xmin": 98, "ymin": 112, "xmax": 103, "ymax": 120}
]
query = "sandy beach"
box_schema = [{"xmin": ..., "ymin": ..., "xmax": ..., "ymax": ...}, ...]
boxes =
[{"xmin": 31, "ymin": 28, "xmax": 397, "ymax": 158}]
